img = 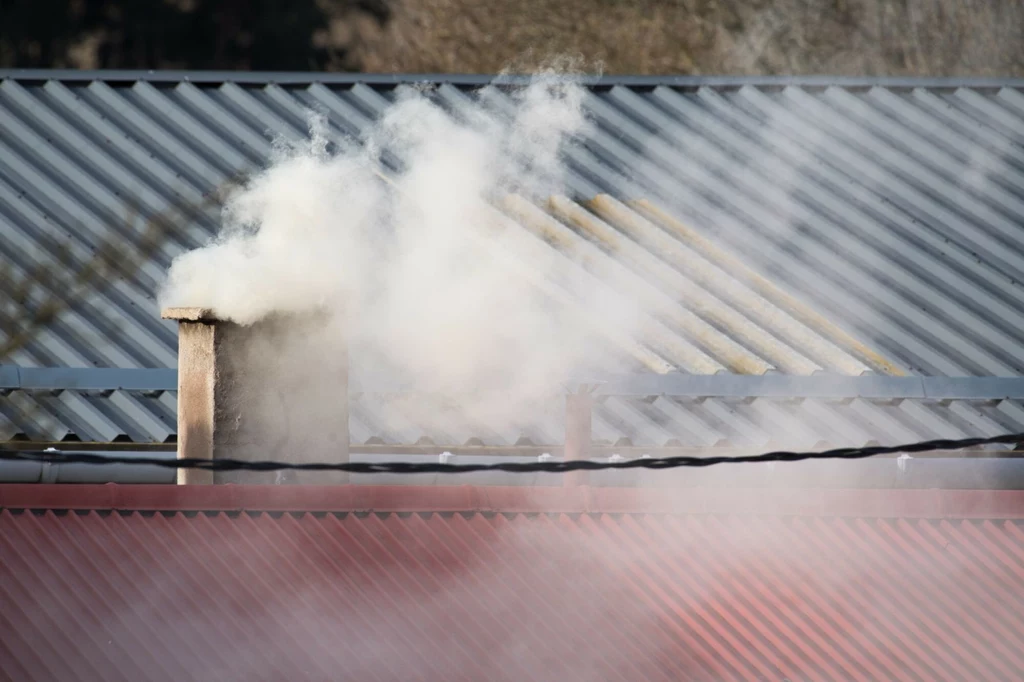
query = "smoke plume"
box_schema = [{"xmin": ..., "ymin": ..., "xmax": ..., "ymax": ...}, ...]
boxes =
[{"xmin": 160, "ymin": 70, "xmax": 640, "ymax": 430}]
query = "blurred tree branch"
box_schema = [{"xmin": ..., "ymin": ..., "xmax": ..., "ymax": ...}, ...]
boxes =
[
  {"xmin": 0, "ymin": 169, "xmax": 253, "ymax": 442},
  {"xmin": 0, "ymin": 0, "xmax": 390, "ymax": 70},
  {"xmin": 0, "ymin": 175, "xmax": 248, "ymax": 364}
]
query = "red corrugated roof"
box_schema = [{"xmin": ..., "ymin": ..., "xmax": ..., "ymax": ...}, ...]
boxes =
[{"xmin": 3, "ymin": 485, "xmax": 1024, "ymax": 682}]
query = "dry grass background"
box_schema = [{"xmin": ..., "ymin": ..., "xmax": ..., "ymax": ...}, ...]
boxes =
[
  {"xmin": 324, "ymin": 0, "xmax": 1024, "ymax": 76},
  {"xmin": 5, "ymin": 0, "xmax": 1021, "ymax": 75}
]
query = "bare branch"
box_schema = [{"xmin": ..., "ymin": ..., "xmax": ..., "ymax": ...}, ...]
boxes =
[{"xmin": 0, "ymin": 172, "xmax": 249, "ymax": 364}]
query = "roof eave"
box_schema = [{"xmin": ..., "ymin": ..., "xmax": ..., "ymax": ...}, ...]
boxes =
[{"xmin": 3, "ymin": 483, "xmax": 1024, "ymax": 518}]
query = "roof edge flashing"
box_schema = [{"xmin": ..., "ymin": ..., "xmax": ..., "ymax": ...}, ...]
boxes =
[
  {"xmin": 1, "ymin": 69, "xmax": 1023, "ymax": 90},
  {"xmin": 3, "ymin": 484, "xmax": 1024, "ymax": 518}
]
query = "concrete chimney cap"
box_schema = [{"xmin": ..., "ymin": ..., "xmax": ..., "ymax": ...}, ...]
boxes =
[{"xmin": 161, "ymin": 307, "xmax": 221, "ymax": 322}]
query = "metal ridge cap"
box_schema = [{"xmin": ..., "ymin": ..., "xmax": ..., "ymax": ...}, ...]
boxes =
[
  {"xmin": 1, "ymin": 69, "xmax": 1023, "ymax": 89},
  {"xmin": 3, "ymin": 484, "xmax": 1024, "ymax": 517}
]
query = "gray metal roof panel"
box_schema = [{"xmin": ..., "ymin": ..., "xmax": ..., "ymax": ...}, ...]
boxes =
[
  {"xmin": 673, "ymin": 87, "xmax": 1024, "ymax": 326},
  {"xmin": 0, "ymin": 390, "xmax": 176, "ymax": 443},
  {"xmin": 3, "ymin": 72, "xmax": 1024, "ymax": 446}
]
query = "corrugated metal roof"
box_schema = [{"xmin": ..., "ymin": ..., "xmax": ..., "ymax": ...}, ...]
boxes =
[
  {"xmin": 2, "ymin": 73, "xmax": 1024, "ymax": 446},
  {"xmin": 2, "ymin": 485, "xmax": 1024, "ymax": 682},
  {"xmin": 351, "ymin": 392, "xmax": 1024, "ymax": 450},
  {"xmin": 0, "ymin": 389, "xmax": 176, "ymax": 443}
]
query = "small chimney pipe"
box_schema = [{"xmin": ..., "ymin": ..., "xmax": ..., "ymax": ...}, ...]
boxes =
[
  {"xmin": 162, "ymin": 306, "xmax": 349, "ymax": 485},
  {"xmin": 162, "ymin": 307, "xmax": 217, "ymax": 485}
]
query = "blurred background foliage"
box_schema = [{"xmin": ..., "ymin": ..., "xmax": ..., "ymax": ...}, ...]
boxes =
[{"xmin": 1, "ymin": 0, "xmax": 1021, "ymax": 76}]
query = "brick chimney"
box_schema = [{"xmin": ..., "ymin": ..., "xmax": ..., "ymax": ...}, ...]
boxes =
[{"xmin": 162, "ymin": 307, "xmax": 349, "ymax": 485}]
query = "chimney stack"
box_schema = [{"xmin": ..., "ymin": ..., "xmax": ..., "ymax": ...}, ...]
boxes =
[{"xmin": 162, "ymin": 307, "xmax": 349, "ymax": 485}]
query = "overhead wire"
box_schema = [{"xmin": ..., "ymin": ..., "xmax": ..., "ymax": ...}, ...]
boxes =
[{"xmin": 2, "ymin": 433, "xmax": 1022, "ymax": 474}]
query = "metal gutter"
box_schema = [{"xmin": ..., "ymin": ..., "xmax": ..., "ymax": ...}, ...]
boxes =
[
  {"xmin": 0, "ymin": 366, "xmax": 176, "ymax": 391},
  {"xmin": 9, "ymin": 367, "xmax": 1024, "ymax": 400},
  {"xmin": 1, "ymin": 69, "xmax": 1023, "ymax": 89},
  {"xmin": 0, "ymin": 450, "xmax": 175, "ymax": 483},
  {"xmin": 0, "ymin": 441, "xmax": 177, "ymax": 452}
]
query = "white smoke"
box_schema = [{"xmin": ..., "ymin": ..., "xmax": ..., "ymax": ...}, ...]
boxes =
[{"xmin": 160, "ymin": 71, "xmax": 644, "ymax": 431}]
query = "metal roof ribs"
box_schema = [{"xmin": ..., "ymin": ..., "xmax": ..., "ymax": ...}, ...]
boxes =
[{"xmin": 6, "ymin": 367, "xmax": 1024, "ymax": 401}]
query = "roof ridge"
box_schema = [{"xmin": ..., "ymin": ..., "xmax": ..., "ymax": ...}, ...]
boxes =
[
  {"xmin": 3, "ymin": 484, "xmax": 1024, "ymax": 518},
  {"xmin": 2, "ymin": 69, "xmax": 1023, "ymax": 89}
]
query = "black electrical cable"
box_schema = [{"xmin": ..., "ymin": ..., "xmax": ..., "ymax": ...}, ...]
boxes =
[{"xmin": 2, "ymin": 433, "xmax": 1023, "ymax": 474}]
